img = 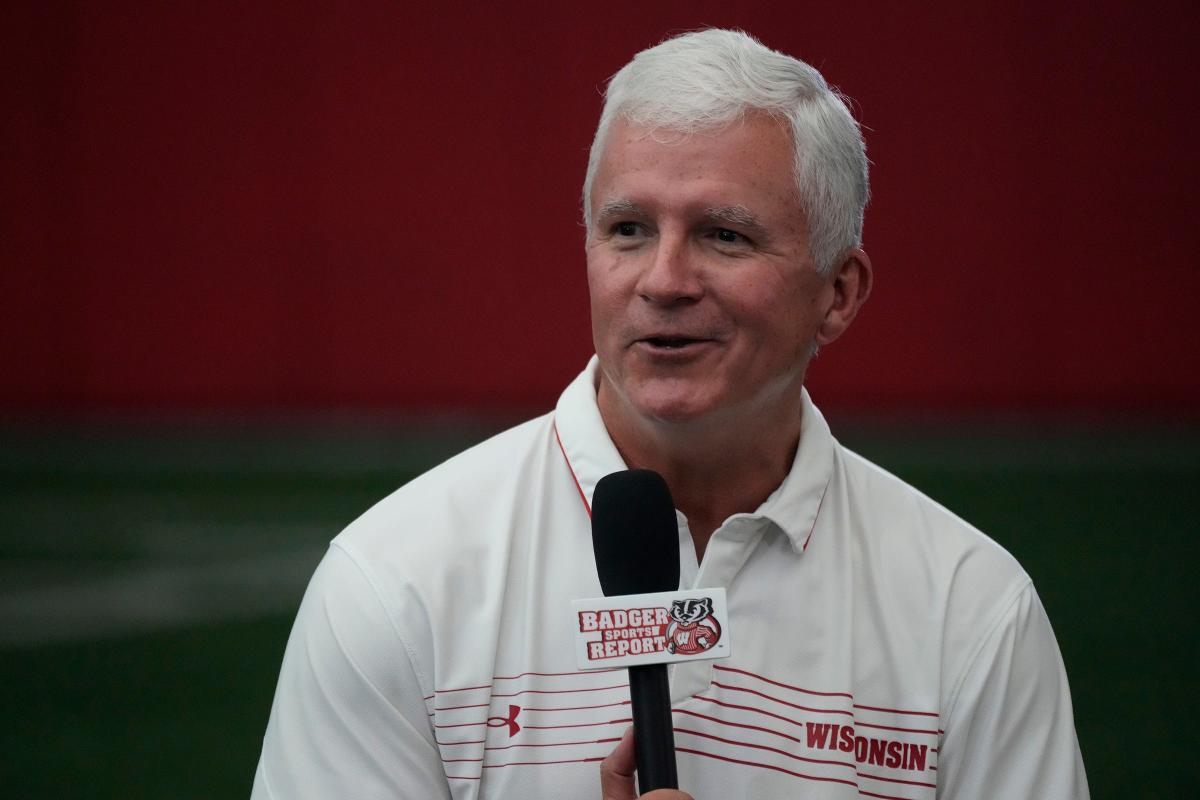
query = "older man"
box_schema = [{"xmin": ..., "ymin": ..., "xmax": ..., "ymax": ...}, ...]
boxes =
[{"xmin": 252, "ymin": 30, "xmax": 1088, "ymax": 800}]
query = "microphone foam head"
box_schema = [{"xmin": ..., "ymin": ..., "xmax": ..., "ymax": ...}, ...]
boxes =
[{"xmin": 591, "ymin": 469, "xmax": 680, "ymax": 597}]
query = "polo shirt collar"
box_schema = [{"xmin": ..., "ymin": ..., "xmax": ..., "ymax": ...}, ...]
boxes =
[
  {"xmin": 553, "ymin": 357, "xmax": 628, "ymax": 516},
  {"xmin": 553, "ymin": 356, "xmax": 835, "ymax": 554}
]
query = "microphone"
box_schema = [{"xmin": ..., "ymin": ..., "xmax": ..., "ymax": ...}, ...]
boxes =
[{"xmin": 591, "ymin": 469, "xmax": 680, "ymax": 793}]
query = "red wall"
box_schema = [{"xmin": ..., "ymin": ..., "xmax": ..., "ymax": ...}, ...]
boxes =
[{"xmin": 4, "ymin": 2, "xmax": 1198, "ymax": 416}]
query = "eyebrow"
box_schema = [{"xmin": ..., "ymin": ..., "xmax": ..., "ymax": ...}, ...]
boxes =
[
  {"xmin": 592, "ymin": 199, "xmax": 771, "ymax": 238},
  {"xmin": 594, "ymin": 199, "xmax": 644, "ymax": 220},
  {"xmin": 703, "ymin": 205, "xmax": 767, "ymax": 235}
]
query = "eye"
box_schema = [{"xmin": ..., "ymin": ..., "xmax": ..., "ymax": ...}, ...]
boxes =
[
  {"xmin": 715, "ymin": 229, "xmax": 743, "ymax": 243},
  {"xmin": 615, "ymin": 221, "xmax": 639, "ymax": 237}
]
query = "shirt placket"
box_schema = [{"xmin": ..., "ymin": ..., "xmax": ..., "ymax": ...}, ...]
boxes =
[{"xmin": 670, "ymin": 514, "xmax": 768, "ymax": 702}]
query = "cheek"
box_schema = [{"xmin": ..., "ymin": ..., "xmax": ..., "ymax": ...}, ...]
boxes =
[
  {"xmin": 726, "ymin": 284, "xmax": 795, "ymax": 337},
  {"xmin": 587, "ymin": 264, "xmax": 623, "ymax": 345},
  {"xmin": 763, "ymin": 276, "xmax": 825, "ymax": 337},
  {"xmin": 587, "ymin": 255, "xmax": 634, "ymax": 318},
  {"xmin": 587, "ymin": 276, "xmax": 616, "ymax": 322}
]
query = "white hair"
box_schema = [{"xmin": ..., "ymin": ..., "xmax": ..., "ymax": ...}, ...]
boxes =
[{"xmin": 582, "ymin": 29, "xmax": 868, "ymax": 275}]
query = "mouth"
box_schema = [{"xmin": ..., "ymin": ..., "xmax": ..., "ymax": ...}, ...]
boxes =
[
  {"xmin": 641, "ymin": 336, "xmax": 708, "ymax": 349},
  {"xmin": 631, "ymin": 334, "xmax": 719, "ymax": 357}
]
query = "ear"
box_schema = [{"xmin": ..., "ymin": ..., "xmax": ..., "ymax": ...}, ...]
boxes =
[{"xmin": 816, "ymin": 247, "xmax": 873, "ymax": 347}]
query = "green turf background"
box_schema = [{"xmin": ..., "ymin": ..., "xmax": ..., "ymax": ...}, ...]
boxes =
[{"xmin": 1, "ymin": 421, "xmax": 1196, "ymax": 798}]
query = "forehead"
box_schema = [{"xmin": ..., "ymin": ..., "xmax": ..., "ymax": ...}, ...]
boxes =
[{"xmin": 590, "ymin": 112, "xmax": 800, "ymax": 220}]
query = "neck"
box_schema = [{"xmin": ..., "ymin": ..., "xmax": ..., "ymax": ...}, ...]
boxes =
[{"xmin": 597, "ymin": 381, "xmax": 802, "ymax": 560}]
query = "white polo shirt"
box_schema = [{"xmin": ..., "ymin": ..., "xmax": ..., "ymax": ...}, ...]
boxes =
[{"xmin": 252, "ymin": 358, "xmax": 1088, "ymax": 799}]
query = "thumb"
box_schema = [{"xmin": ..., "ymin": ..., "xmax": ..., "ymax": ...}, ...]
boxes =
[
  {"xmin": 599, "ymin": 727, "xmax": 694, "ymax": 800},
  {"xmin": 600, "ymin": 727, "xmax": 638, "ymax": 800}
]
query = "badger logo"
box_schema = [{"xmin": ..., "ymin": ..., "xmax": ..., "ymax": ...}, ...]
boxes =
[{"xmin": 666, "ymin": 597, "xmax": 721, "ymax": 655}]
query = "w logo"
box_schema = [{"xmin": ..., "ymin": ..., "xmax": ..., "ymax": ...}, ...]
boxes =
[{"xmin": 486, "ymin": 704, "xmax": 521, "ymax": 737}]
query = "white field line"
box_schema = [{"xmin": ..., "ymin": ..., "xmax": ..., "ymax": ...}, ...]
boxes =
[{"xmin": 0, "ymin": 547, "xmax": 326, "ymax": 648}]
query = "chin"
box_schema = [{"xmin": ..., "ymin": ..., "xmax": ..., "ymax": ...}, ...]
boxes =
[{"xmin": 627, "ymin": 385, "xmax": 722, "ymax": 425}]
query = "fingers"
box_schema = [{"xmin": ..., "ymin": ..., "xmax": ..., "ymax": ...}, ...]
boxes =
[
  {"xmin": 600, "ymin": 727, "xmax": 638, "ymax": 800},
  {"xmin": 599, "ymin": 727, "xmax": 694, "ymax": 800}
]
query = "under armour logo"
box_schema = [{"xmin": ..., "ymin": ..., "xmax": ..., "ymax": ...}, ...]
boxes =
[{"xmin": 486, "ymin": 704, "xmax": 521, "ymax": 737}]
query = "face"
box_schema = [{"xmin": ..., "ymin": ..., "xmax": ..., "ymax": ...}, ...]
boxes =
[{"xmin": 586, "ymin": 112, "xmax": 837, "ymax": 430}]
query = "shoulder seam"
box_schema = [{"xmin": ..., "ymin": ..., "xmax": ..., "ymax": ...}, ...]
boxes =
[
  {"xmin": 329, "ymin": 540, "xmax": 433, "ymax": 696},
  {"xmin": 942, "ymin": 577, "xmax": 1033, "ymax": 742},
  {"xmin": 257, "ymin": 751, "xmax": 276, "ymax": 799}
]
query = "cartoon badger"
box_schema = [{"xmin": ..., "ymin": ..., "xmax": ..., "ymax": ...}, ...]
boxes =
[{"xmin": 665, "ymin": 597, "xmax": 721, "ymax": 655}]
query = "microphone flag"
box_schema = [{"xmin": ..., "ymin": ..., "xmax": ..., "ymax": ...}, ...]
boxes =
[{"xmin": 572, "ymin": 588, "xmax": 730, "ymax": 670}]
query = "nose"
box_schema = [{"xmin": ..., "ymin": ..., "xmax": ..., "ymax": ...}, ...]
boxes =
[{"xmin": 636, "ymin": 231, "xmax": 703, "ymax": 306}]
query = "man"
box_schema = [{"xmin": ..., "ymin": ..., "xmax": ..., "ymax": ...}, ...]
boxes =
[{"xmin": 252, "ymin": 29, "xmax": 1089, "ymax": 799}]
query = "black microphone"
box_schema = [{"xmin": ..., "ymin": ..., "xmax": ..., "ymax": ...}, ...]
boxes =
[{"xmin": 591, "ymin": 469, "xmax": 680, "ymax": 793}]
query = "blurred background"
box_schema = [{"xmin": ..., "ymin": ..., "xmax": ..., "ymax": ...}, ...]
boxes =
[{"xmin": 2, "ymin": 1, "xmax": 1197, "ymax": 797}]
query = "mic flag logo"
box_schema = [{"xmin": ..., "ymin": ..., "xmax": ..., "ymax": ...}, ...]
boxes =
[
  {"xmin": 666, "ymin": 597, "xmax": 721, "ymax": 655},
  {"xmin": 571, "ymin": 588, "xmax": 730, "ymax": 671}
]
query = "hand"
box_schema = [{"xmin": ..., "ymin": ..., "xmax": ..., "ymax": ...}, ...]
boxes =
[{"xmin": 600, "ymin": 727, "xmax": 694, "ymax": 800}]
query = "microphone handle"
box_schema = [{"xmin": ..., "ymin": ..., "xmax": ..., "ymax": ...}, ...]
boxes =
[{"xmin": 629, "ymin": 663, "xmax": 679, "ymax": 792}]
